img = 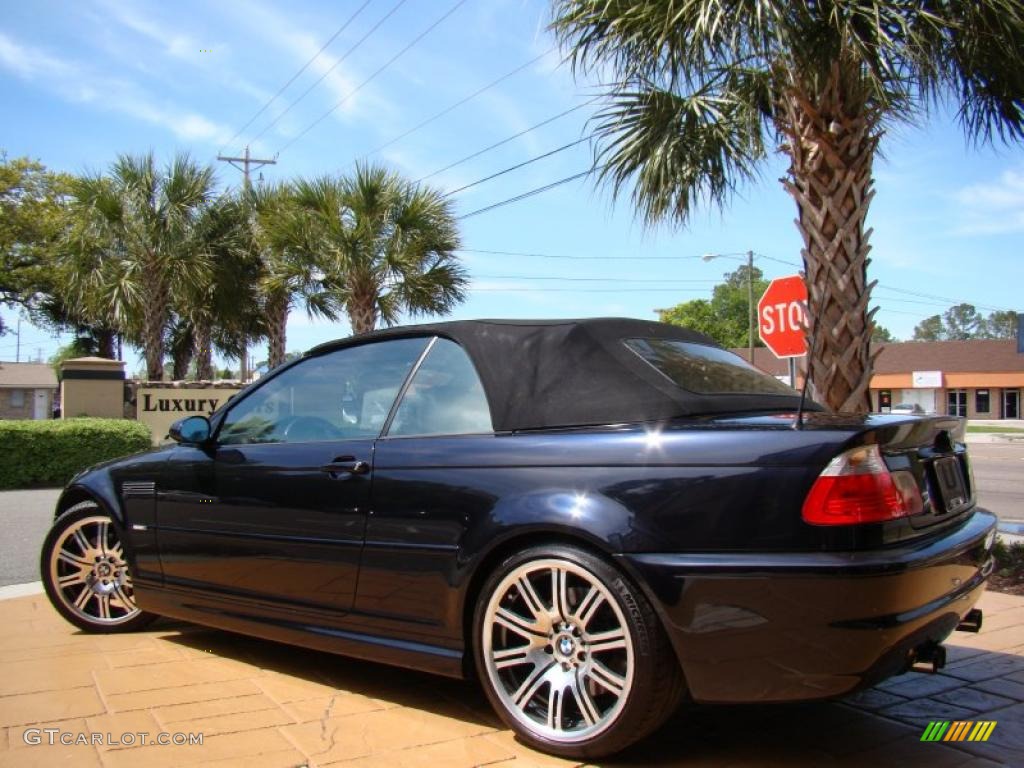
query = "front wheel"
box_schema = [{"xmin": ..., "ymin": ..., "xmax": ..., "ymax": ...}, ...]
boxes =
[
  {"xmin": 41, "ymin": 504, "xmax": 155, "ymax": 633},
  {"xmin": 473, "ymin": 544, "xmax": 684, "ymax": 759}
]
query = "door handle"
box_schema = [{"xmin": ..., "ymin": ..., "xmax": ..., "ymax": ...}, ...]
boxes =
[{"xmin": 320, "ymin": 457, "xmax": 370, "ymax": 477}]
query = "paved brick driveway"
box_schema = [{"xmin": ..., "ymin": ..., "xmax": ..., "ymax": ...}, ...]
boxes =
[{"xmin": 1, "ymin": 589, "xmax": 1022, "ymax": 767}]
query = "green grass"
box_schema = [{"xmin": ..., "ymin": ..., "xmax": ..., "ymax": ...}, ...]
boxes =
[{"xmin": 966, "ymin": 425, "xmax": 1024, "ymax": 434}]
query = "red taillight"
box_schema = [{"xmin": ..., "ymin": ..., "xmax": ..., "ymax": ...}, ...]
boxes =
[{"xmin": 802, "ymin": 444, "xmax": 923, "ymax": 525}]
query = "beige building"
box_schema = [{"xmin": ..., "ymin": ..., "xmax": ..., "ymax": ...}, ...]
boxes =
[
  {"xmin": 737, "ymin": 339, "xmax": 1024, "ymax": 419},
  {"xmin": 0, "ymin": 362, "xmax": 58, "ymax": 420}
]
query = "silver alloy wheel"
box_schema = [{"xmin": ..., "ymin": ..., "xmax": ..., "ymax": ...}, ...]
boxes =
[
  {"xmin": 48, "ymin": 515, "xmax": 140, "ymax": 626},
  {"xmin": 481, "ymin": 558, "xmax": 635, "ymax": 744}
]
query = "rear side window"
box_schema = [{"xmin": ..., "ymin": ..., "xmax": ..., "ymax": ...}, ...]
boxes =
[
  {"xmin": 624, "ymin": 338, "xmax": 795, "ymax": 396},
  {"xmin": 388, "ymin": 338, "xmax": 493, "ymax": 437}
]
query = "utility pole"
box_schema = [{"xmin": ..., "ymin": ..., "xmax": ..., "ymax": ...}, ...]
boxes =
[
  {"xmin": 702, "ymin": 250, "xmax": 758, "ymax": 364},
  {"xmin": 746, "ymin": 250, "xmax": 755, "ymax": 365},
  {"xmin": 216, "ymin": 145, "xmax": 277, "ymax": 191},
  {"xmin": 15, "ymin": 317, "xmax": 20, "ymax": 363},
  {"xmin": 218, "ymin": 146, "xmax": 275, "ymax": 382}
]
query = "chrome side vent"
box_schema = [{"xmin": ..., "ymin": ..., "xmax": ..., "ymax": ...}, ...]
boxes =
[{"xmin": 121, "ymin": 481, "xmax": 156, "ymax": 498}]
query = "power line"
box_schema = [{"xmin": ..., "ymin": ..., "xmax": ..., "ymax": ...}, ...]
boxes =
[
  {"xmin": 473, "ymin": 274, "xmax": 720, "ymax": 283},
  {"xmin": 251, "ymin": 0, "xmax": 411, "ymax": 145},
  {"xmin": 444, "ymin": 137, "xmax": 591, "ymax": 197},
  {"xmin": 462, "ymin": 245, "xmax": 1011, "ymax": 313},
  {"xmin": 414, "ymin": 98, "xmax": 600, "ymax": 184},
  {"xmin": 469, "ymin": 287, "xmax": 711, "ymax": 293},
  {"xmin": 460, "ymin": 248, "xmax": 706, "ymax": 261},
  {"xmin": 220, "ymin": 0, "xmax": 375, "ymax": 153},
  {"xmin": 874, "ymin": 285, "xmax": 1008, "ymax": 314},
  {"xmin": 457, "ymin": 167, "xmax": 596, "ymax": 220},
  {"xmin": 353, "ymin": 49, "xmax": 553, "ymax": 165},
  {"xmin": 276, "ymin": 0, "xmax": 469, "ymax": 155}
]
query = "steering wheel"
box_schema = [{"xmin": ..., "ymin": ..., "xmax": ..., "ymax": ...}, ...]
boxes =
[{"xmin": 279, "ymin": 415, "xmax": 344, "ymax": 442}]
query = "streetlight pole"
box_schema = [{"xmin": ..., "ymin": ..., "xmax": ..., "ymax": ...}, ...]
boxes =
[
  {"xmin": 702, "ymin": 251, "xmax": 757, "ymax": 363},
  {"xmin": 746, "ymin": 250, "xmax": 755, "ymax": 365}
]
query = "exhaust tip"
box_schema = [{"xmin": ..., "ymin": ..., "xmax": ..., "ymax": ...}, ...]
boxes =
[
  {"xmin": 909, "ymin": 642, "xmax": 947, "ymax": 674},
  {"xmin": 956, "ymin": 608, "xmax": 983, "ymax": 634}
]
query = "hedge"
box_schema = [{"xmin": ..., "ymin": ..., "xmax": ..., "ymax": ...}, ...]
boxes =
[{"xmin": 0, "ymin": 418, "xmax": 152, "ymax": 490}]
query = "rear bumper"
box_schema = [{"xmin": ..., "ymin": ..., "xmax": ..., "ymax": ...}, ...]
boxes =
[{"xmin": 619, "ymin": 510, "xmax": 997, "ymax": 703}]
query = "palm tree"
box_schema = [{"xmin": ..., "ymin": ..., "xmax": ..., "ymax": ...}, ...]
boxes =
[
  {"xmin": 64, "ymin": 153, "xmax": 217, "ymax": 380},
  {"xmin": 551, "ymin": 1, "xmax": 1024, "ymax": 413},
  {"xmin": 290, "ymin": 164, "xmax": 466, "ymax": 335},
  {"xmin": 245, "ymin": 182, "xmax": 338, "ymax": 370},
  {"xmin": 172, "ymin": 195, "xmax": 258, "ymax": 380}
]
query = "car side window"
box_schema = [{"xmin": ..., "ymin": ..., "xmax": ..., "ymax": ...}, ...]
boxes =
[
  {"xmin": 218, "ymin": 337, "xmax": 430, "ymax": 445},
  {"xmin": 387, "ymin": 338, "xmax": 493, "ymax": 437}
]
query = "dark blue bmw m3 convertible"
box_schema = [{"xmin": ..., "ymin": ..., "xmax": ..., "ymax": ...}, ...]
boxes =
[{"xmin": 40, "ymin": 318, "xmax": 995, "ymax": 758}]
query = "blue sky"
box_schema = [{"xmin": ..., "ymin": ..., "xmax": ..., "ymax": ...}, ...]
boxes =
[{"xmin": 2, "ymin": 0, "xmax": 1022, "ymax": 372}]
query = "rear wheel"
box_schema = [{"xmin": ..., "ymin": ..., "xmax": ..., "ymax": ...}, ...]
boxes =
[
  {"xmin": 41, "ymin": 504, "xmax": 155, "ymax": 633},
  {"xmin": 473, "ymin": 544, "xmax": 683, "ymax": 759}
]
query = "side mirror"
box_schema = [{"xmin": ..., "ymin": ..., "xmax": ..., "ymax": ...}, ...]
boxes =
[{"xmin": 169, "ymin": 415, "xmax": 211, "ymax": 445}]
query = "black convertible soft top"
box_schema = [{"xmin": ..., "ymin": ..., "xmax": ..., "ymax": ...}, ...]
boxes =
[{"xmin": 311, "ymin": 318, "xmax": 814, "ymax": 432}]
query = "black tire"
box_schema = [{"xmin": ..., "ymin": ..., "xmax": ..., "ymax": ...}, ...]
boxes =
[
  {"xmin": 472, "ymin": 543, "xmax": 684, "ymax": 759},
  {"xmin": 41, "ymin": 504, "xmax": 156, "ymax": 633}
]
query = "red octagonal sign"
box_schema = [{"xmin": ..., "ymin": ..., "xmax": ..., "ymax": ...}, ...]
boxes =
[{"xmin": 758, "ymin": 275, "xmax": 808, "ymax": 358}]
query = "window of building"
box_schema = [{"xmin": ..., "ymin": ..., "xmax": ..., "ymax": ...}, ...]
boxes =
[
  {"xmin": 878, "ymin": 390, "xmax": 892, "ymax": 411},
  {"xmin": 947, "ymin": 389, "xmax": 967, "ymax": 417},
  {"xmin": 9, "ymin": 389, "xmax": 25, "ymax": 408},
  {"xmin": 976, "ymin": 389, "xmax": 990, "ymax": 414}
]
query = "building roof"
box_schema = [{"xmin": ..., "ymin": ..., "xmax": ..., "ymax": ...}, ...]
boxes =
[
  {"xmin": 0, "ymin": 362, "xmax": 58, "ymax": 389},
  {"xmin": 311, "ymin": 318, "xmax": 816, "ymax": 431},
  {"xmin": 733, "ymin": 339, "xmax": 1024, "ymax": 380},
  {"xmin": 873, "ymin": 339, "xmax": 1024, "ymax": 374}
]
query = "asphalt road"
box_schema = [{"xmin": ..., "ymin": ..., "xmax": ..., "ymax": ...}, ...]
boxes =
[
  {"xmin": 2, "ymin": 440, "xmax": 1022, "ymax": 587},
  {"xmin": 2, "ymin": 488, "xmax": 59, "ymax": 588},
  {"xmin": 970, "ymin": 440, "xmax": 1024, "ymax": 522}
]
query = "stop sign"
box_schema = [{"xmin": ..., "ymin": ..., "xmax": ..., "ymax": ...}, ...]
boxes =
[{"xmin": 758, "ymin": 275, "xmax": 808, "ymax": 358}]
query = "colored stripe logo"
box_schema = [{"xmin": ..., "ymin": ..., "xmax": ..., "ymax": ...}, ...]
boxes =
[{"xmin": 921, "ymin": 721, "xmax": 997, "ymax": 742}]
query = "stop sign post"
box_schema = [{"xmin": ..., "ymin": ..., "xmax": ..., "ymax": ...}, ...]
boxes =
[{"xmin": 758, "ymin": 275, "xmax": 808, "ymax": 359}]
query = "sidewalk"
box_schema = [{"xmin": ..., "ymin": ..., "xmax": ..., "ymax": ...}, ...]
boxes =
[{"xmin": 1, "ymin": 589, "xmax": 1022, "ymax": 767}]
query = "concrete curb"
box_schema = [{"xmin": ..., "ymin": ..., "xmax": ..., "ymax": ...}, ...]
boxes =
[{"xmin": 0, "ymin": 581, "xmax": 43, "ymax": 600}]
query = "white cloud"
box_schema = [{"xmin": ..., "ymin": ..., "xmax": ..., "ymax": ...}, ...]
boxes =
[
  {"xmin": 0, "ymin": 32, "xmax": 75, "ymax": 80},
  {"xmin": 953, "ymin": 168, "xmax": 1024, "ymax": 235},
  {"xmin": 0, "ymin": 32, "xmax": 239, "ymax": 148},
  {"xmin": 215, "ymin": 0, "xmax": 395, "ymax": 129}
]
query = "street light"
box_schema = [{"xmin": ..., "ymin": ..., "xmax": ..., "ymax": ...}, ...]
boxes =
[{"xmin": 703, "ymin": 250, "xmax": 756, "ymax": 364}]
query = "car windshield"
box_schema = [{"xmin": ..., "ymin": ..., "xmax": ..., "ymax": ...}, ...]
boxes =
[{"xmin": 624, "ymin": 338, "xmax": 797, "ymax": 396}]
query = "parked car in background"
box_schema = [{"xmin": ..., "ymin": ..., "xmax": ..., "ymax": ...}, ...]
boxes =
[
  {"xmin": 40, "ymin": 318, "xmax": 995, "ymax": 759},
  {"xmin": 891, "ymin": 402, "xmax": 926, "ymax": 415}
]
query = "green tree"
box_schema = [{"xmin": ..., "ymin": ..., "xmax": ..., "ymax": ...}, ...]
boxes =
[
  {"xmin": 244, "ymin": 183, "xmax": 337, "ymax": 369},
  {"xmin": 943, "ymin": 303, "xmax": 983, "ymax": 340},
  {"xmin": 913, "ymin": 315, "xmax": 945, "ymax": 341},
  {"xmin": 551, "ymin": 0, "xmax": 1024, "ymax": 413},
  {"xmin": 0, "ymin": 153, "xmax": 74, "ymax": 336},
  {"xmin": 659, "ymin": 265, "xmax": 768, "ymax": 349},
  {"xmin": 871, "ymin": 324, "xmax": 895, "ymax": 343},
  {"xmin": 983, "ymin": 310, "xmax": 1018, "ymax": 339},
  {"xmin": 290, "ymin": 164, "xmax": 466, "ymax": 335},
  {"xmin": 62, "ymin": 153, "xmax": 217, "ymax": 380}
]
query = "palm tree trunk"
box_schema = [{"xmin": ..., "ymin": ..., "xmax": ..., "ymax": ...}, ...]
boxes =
[
  {"xmin": 266, "ymin": 293, "xmax": 289, "ymax": 369},
  {"xmin": 172, "ymin": 346, "xmax": 193, "ymax": 381},
  {"xmin": 195, "ymin": 320, "xmax": 213, "ymax": 380},
  {"xmin": 140, "ymin": 259, "xmax": 169, "ymax": 381},
  {"xmin": 95, "ymin": 328, "xmax": 116, "ymax": 359},
  {"xmin": 779, "ymin": 73, "xmax": 879, "ymax": 414},
  {"xmin": 347, "ymin": 294, "xmax": 378, "ymax": 335}
]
